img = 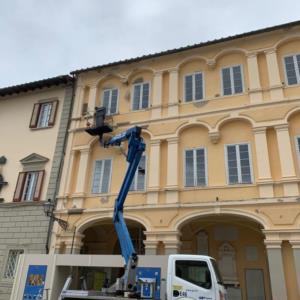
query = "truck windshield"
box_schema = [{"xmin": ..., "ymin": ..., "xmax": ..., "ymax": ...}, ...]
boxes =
[
  {"xmin": 175, "ymin": 260, "xmax": 211, "ymax": 289},
  {"xmin": 210, "ymin": 259, "xmax": 224, "ymax": 285}
]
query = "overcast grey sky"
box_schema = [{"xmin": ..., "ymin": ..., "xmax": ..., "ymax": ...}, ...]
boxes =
[{"xmin": 1, "ymin": 0, "xmax": 300, "ymax": 88}]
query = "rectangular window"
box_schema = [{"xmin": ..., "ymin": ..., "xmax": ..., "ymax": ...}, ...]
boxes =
[
  {"xmin": 130, "ymin": 155, "xmax": 146, "ymax": 191},
  {"xmin": 102, "ymin": 88, "xmax": 118, "ymax": 115},
  {"xmin": 184, "ymin": 72, "xmax": 204, "ymax": 102},
  {"xmin": 295, "ymin": 136, "xmax": 300, "ymax": 166},
  {"xmin": 29, "ymin": 100, "xmax": 58, "ymax": 129},
  {"xmin": 92, "ymin": 159, "xmax": 112, "ymax": 194},
  {"xmin": 13, "ymin": 171, "xmax": 44, "ymax": 202},
  {"xmin": 222, "ymin": 65, "xmax": 243, "ymax": 96},
  {"xmin": 4, "ymin": 249, "xmax": 24, "ymax": 279},
  {"xmin": 284, "ymin": 54, "xmax": 300, "ymax": 85},
  {"xmin": 185, "ymin": 148, "xmax": 207, "ymax": 187},
  {"xmin": 132, "ymin": 82, "xmax": 150, "ymax": 110},
  {"xmin": 226, "ymin": 144, "xmax": 252, "ymax": 184}
]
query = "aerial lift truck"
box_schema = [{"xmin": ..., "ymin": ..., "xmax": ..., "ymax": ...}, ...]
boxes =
[{"xmin": 59, "ymin": 107, "xmax": 227, "ymax": 300}]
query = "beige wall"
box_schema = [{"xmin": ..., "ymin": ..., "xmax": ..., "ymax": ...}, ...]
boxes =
[{"xmin": 0, "ymin": 87, "xmax": 66, "ymax": 202}]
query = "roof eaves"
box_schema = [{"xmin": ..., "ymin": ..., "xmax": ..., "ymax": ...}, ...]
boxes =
[
  {"xmin": 71, "ymin": 19, "xmax": 300, "ymax": 75},
  {"xmin": 0, "ymin": 75, "xmax": 73, "ymax": 98}
]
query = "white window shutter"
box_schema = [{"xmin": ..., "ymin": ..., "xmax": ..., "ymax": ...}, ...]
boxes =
[
  {"xmin": 185, "ymin": 150, "xmax": 194, "ymax": 186},
  {"xmin": 285, "ymin": 56, "xmax": 297, "ymax": 85},
  {"xmin": 195, "ymin": 73, "xmax": 203, "ymax": 101},
  {"xmin": 185, "ymin": 75, "xmax": 193, "ymax": 102},
  {"xmin": 92, "ymin": 160, "xmax": 103, "ymax": 193},
  {"xmin": 141, "ymin": 83, "xmax": 149, "ymax": 109},
  {"xmin": 233, "ymin": 66, "xmax": 243, "ymax": 93},
  {"xmin": 110, "ymin": 89, "xmax": 118, "ymax": 114},
  {"xmin": 103, "ymin": 90, "xmax": 111, "ymax": 113},
  {"xmin": 101, "ymin": 159, "xmax": 112, "ymax": 193}
]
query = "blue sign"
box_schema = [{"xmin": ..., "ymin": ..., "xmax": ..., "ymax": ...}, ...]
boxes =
[
  {"xmin": 137, "ymin": 267, "xmax": 161, "ymax": 299},
  {"xmin": 23, "ymin": 265, "xmax": 47, "ymax": 300}
]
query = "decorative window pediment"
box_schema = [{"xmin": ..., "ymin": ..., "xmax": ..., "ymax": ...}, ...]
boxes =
[
  {"xmin": 20, "ymin": 153, "xmax": 49, "ymax": 172},
  {"xmin": 20, "ymin": 153, "xmax": 49, "ymax": 166}
]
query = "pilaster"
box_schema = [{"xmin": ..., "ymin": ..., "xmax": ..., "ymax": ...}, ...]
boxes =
[
  {"xmin": 87, "ymin": 84, "xmax": 98, "ymax": 114},
  {"xmin": 147, "ymin": 140, "xmax": 161, "ymax": 204},
  {"xmin": 73, "ymin": 83, "xmax": 85, "ymax": 118},
  {"xmin": 290, "ymin": 240, "xmax": 300, "ymax": 295},
  {"xmin": 275, "ymin": 124, "xmax": 298, "ymax": 196},
  {"xmin": 151, "ymin": 71, "xmax": 163, "ymax": 119},
  {"xmin": 144, "ymin": 231, "xmax": 182, "ymax": 255},
  {"xmin": 247, "ymin": 52, "xmax": 263, "ymax": 103},
  {"xmin": 73, "ymin": 147, "xmax": 90, "ymax": 208},
  {"xmin": 166, "ymin": 137, "xmax": 178, "ymax": 203},
  {"xmin": 63, "ymin": 150, "xmax": 76, "ymax": 199},
  {"xmin": 265, "ymin": 49, "xmax": 284, "ymax": 100},
  {"xmin": 253, "ymin": 127, "xmax": 273, "ymax": 197},
  {"xmin": 264, "ymin": 239, "xmax": 288, "ymax": 300},
  {"xmin": 63, "ymin": 230, "xmax": 85, "ymax": 254},
  {"xmin": 168, "ymin": 68, "xmax": 179, "ymax": 117}
]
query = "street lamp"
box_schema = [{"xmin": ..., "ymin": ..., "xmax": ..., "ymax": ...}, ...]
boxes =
[{"xmin": 43, "ymin": 199, "xmax": 68, "ymax": 230}]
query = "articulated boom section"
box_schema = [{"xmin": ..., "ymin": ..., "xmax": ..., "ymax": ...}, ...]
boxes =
[{"xmin": 105, "ymin": 126, "xmax": 146, "ymax": 293}]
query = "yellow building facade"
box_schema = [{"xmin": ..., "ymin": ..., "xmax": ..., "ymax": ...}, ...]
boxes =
[{"xmin": 52, "ymin": 22, "xmax": 300, "ymax": 300}]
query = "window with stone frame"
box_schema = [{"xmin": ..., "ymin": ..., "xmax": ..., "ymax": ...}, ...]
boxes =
[
  {"xmin": 184, "ymin": 148, "xmax": 207, "ymax": 187},
  {"xmin": 29, "ymin": 100, "xmax": 58, "ymax": 129},
  {"xmin": 13, "ymin": 171, "xmax": 44, "ymax": 202},
  {"xmin": 13, "ymin": 153, "xmax": 48, "ymax": 202},
  {"xmin": 284, "ymin": 54, "xmax": 300, "ymax": 85},
  {"xmin": 132, "ymin": 82, "xmax": 150, "ymax": 111},
  {"xmin": 91, "ymin": 159, "xmax": 112, "ymax": 194},
  {"xmin": 130, "ymin": 155, "xmax": 147, "ymax": 191},
  {"xmin": 102, "ymin": 88, "xmax": 119, "ymax": 115},
  {"xmin": 184, "ymin": 72, "xmax": 204, "ymax": 102},
  {"xmin": 3, "ymin": 249, "xmax": 24, "ymax": 279},
  {"xmin": 225, "ymin": 143, "xmax": 253, "ymax": 184},
  {"xmin": 221, "ymin": 65, "xmax": 244, "ymax": 96}
]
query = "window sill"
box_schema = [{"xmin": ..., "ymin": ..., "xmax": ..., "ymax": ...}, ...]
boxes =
[
  {"xmin": 30, "ymin": 125, "xmax": 54, "ymax": 131},
  {"xmin": 130, "ymin": 108, "xmax": 150, "ymax": 113}
]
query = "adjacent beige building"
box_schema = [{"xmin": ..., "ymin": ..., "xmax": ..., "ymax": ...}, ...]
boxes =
[
  {"xmin": 51, "ymin": 21, "xmax": 300, "ymax": 300},
  {"xmin": 0, "ymin": 76, "xmax": 73, "ymax": 300}
]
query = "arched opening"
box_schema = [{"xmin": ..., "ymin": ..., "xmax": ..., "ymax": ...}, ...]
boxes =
[
  {"xmin": 81, "ymin": 218, "xmax": 146, "ymax": 255},
  {"xmin": 178, "ymin": 214, "xmax": 271, "ymax": 300}
]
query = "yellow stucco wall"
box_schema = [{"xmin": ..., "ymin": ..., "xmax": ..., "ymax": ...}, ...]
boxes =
[{"xmin": 53, "ymin": 24, "xmax": 300, "ymax": 298}]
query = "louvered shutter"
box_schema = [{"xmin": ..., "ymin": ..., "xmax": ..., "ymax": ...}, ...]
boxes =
[
  {"xmin": 13, "ymin": 172, "xmax": 26, "ymax": 202},
  {"xmin": 29, "ymin": 103, "xmax": 41, "ymax": 128},
  {"xmin": 33, "ymin": 170, "xmax": 45, "ymax": 201},
  {"xmin": 48, "ymin": 100, "xmax": 58, "ymax": 126}
]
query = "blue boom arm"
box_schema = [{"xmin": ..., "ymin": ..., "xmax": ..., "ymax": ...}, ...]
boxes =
[{"xmin": 104, "ymin": 126, "xmax": 145, "ymax": 292}]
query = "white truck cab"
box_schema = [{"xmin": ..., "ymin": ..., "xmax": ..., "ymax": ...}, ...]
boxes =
[{"xmin": 167, "ymin": 255, "xmax": 226, "ymax": 300}]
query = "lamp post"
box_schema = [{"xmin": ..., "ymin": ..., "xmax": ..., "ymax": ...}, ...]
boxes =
[{"xmin": 43, "ymin": 199, "xmax": 68, "ymax": 231}]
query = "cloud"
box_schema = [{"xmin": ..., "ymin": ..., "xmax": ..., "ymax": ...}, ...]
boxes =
[{"xmin": 0, "ymin": 0, "xmax": 299, "ymax": 87}]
